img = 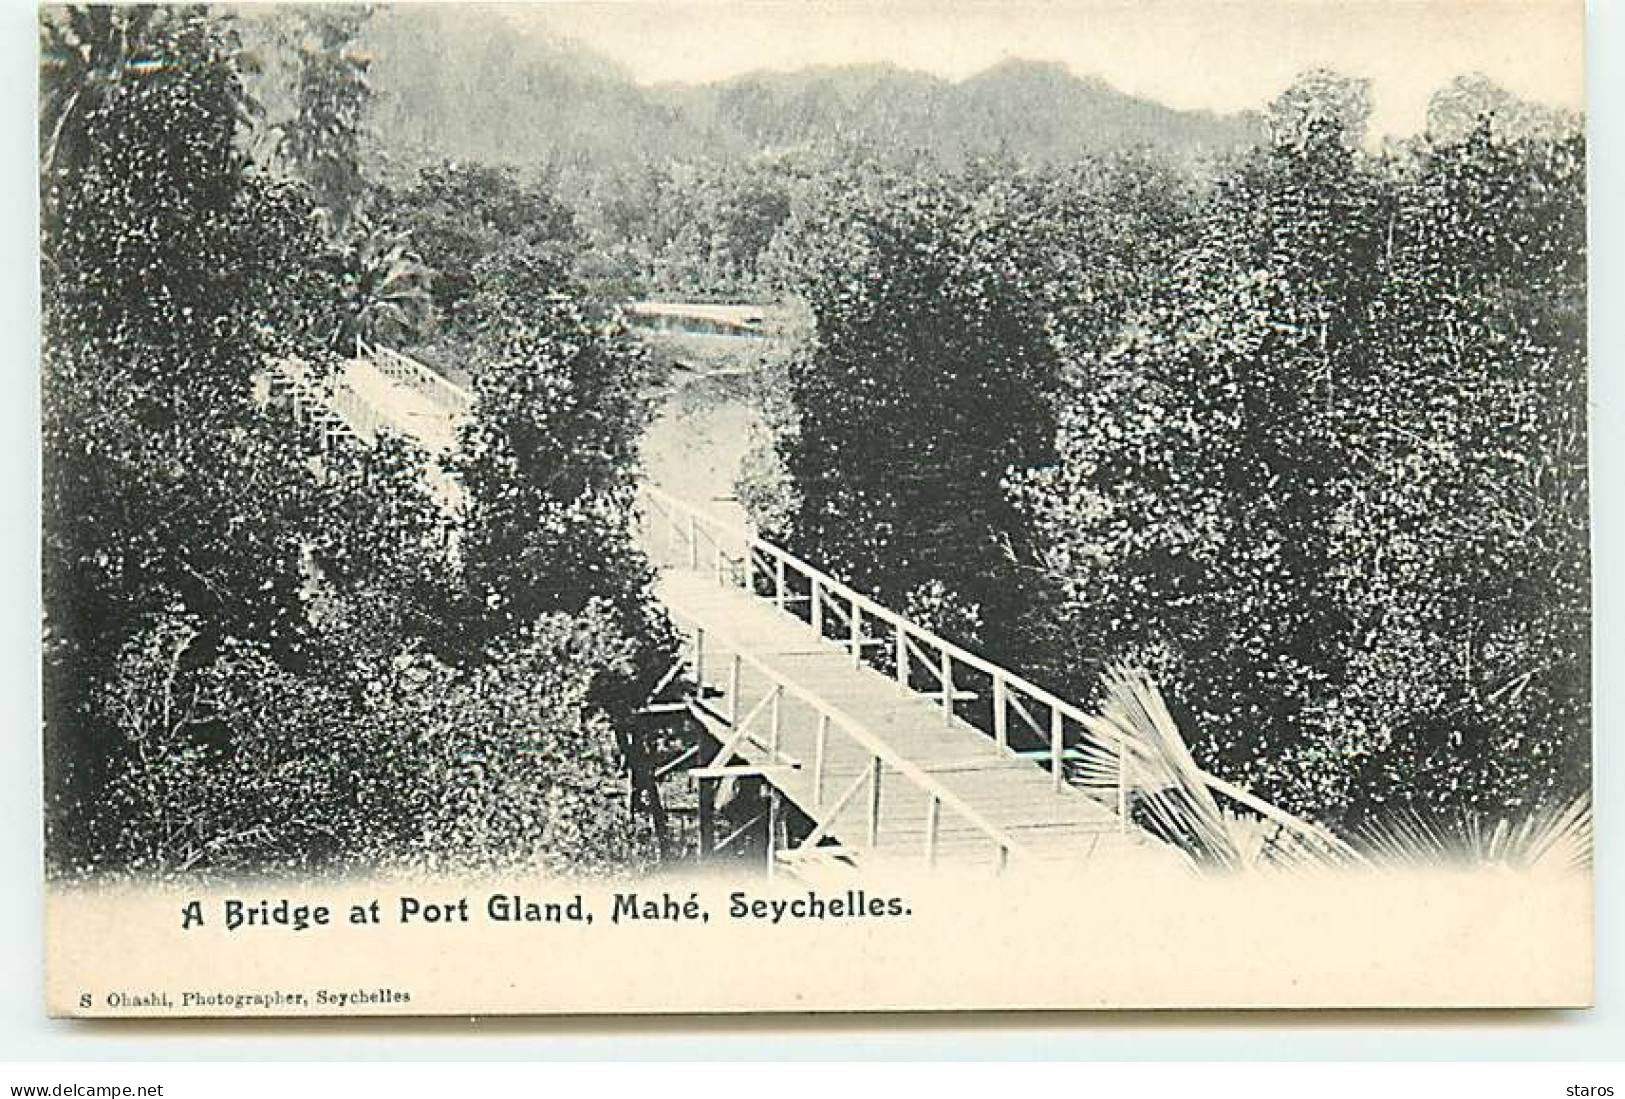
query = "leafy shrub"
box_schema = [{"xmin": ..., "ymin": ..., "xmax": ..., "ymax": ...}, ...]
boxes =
[{"xmin": 1011, "ymin": 74, "xmax": 1588, "ymax": 826}]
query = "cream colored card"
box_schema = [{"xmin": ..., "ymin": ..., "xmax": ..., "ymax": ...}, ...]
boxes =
[{"xmin": 41, "ymin": 0, "xmax": 1589, "ymax": 1016}]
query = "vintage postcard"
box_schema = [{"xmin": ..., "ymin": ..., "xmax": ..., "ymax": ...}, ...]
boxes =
[{"xmin": 40, "ymin": 0, "xmax": 1590, "ymax": 1016}]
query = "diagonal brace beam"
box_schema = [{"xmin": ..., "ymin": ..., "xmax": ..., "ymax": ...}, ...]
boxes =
[{"xmin": 793, "ymin": 767, "xmax": 873, "ymax": 853}]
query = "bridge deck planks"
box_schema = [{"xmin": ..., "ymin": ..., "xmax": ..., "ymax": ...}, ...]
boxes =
[{"xmin": 656, "ymin": 568, "xmax": 1181, "ymax": 871}]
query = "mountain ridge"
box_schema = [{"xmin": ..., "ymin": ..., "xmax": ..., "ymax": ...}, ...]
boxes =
[{"xmin": 363, "ymin": 8, "xmax": 1263, "ymax": 170}]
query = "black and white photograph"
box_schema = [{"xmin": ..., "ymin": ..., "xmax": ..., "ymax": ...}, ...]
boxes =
[{"xmin": 36, "ymin": 0, "xmax": 1592, "ymax": 1015}]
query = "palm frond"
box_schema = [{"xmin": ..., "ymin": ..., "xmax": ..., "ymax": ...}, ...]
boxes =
[
  {"xmin": 331, "ymin": 221, "xmax": 437, "ymax": 350},
  {"xmin": 1354, "ymin": 792, "xmax": 1592, "ymax": 872},
  {"xmin": 1079, "ymin": 664, "xmax": 1251, "ymax": 869},
  {"xmin": 1073, "ymin": 664, "xmax": 1589, "ymax": 877}
]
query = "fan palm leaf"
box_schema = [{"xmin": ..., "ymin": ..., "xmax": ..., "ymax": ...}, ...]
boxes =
[
  {"xmin": 1078, "ymin": 664, "xmax": 1252, "ymax": 869},
  {"xmin": 1076, "ymin": 664, "xmax": 1369, "ymax": 871},
  {"xmin": 1078, "ymin": 665, "xmax": 1590, "ymax": 876},
  {"xmin": 1353, "ymin": 792, "xmax": 1592, "ymax": 872}
]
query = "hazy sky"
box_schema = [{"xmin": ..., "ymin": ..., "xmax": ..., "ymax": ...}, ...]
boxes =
[{"xmin": 510, "ymin": 0, "xmax": 1584, "ymax": 137}]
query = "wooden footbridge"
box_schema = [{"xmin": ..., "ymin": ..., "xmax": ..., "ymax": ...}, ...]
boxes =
[
  {"xmin": 640, "ymin": 487, "xmax": 1159, "ymax": 874},
  {"xmin": 274, "ymin": 341, "xmax": 1343, "ymax": 879}
]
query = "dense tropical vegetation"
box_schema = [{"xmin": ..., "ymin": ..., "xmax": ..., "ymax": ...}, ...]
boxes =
[
  {"xmin": 751, "ymin": 72, "xmax": 1588, "ymax": 832},
  {"xmin": 41, "ymin": 5, "xmax": 666, "ymax": 877},
  {"xmin": 40, "ymin": 3, "xmax": 1587, "ymax": 878}
]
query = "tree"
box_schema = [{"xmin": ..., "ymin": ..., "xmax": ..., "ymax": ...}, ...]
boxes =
[
  {"xmin": 41, "ymin": 6, "xmax": 350, "ymax": 868},
  {"xmin": 437, "ymin": 243, "xmax": 681, "ymax": 856},
  {"xmin": 385, "ymin": 161, "xmax": 581, "ymax": 331},
  {"xmin": 374, "ymin": 603, "xmax": 643, "ymax": 875},
  {"xmin": 250, "ymin": 4, "xmax": 376, "ymax": 234},
  {"xmin": 1325, "ymin": 107, "xmax": 1588, "ymax": 816},
  {"xmin": 40, "ymin": 6, "xmax": 260, "ymax": 185},
  {"xmin": 326, "ymin": 216, "xmax": 435, "ymax": 351},
  {"xmin": 101, "ymin": 599, "xmax": 640, "ymax": 877}
]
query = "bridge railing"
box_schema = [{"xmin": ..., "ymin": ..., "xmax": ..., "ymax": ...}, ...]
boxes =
[
  {"xmin": 638, "ymin": 483, "xmax": 1349, "ymax": 863},
  {"xmin": 266, "ymin": 357, "xmax": 368, "ymax": 451},
  {"xmin": 668, "ymin": 603, "xmax": 1027, "ymax": 873},
  {"xmin": 638, "ymin": 485, "xmax": 1128, "ymax": 821},
  {"xmin": 359, "ymin": 342, "xmax": 473, "ymax": 413},
  {"xmin": 327, "ymin": 374, "xmax": 389, "ymax": 443}
]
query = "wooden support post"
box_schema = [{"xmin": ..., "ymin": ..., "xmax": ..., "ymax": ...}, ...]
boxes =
[
  {"xmin": 687, "ymin": 514, "xmax": 698, "ymax": 569},
  {"xmin": 693, "ymin": 628, "xmax": 705, "ymax": 693},
  {"xmin": 728, "ymin": 654, "xmax": 741, "ymax": 728},
  {"xmin": 941, "ymin": 650, "xmax": 954, "ymax": 726},
  {"xmin": 765, "ymin": 785, "xmax": 781, "ymax": 878},
  {"xmin": 995, "ymin": 844, "xmax": 1009, "ymax": 875},
  {"xmin": 691, "ymin": 686, "xmax": 709, "ymax": 858},
  {"xmin": 768, "ymin": 686, "xmax": 782, "ymax": 755},
  {"xmin": 813, "ymin": 713, "xmax": 829, "ymax": 810},
  {"xmin": 810, "ymin": 578, "xmax": 823, "ymax": 638},
  {"xmin": 895, "ymin": 625, "xmax": 908, "ymax": 687},
  {"xmin": 866, "ymin": 756, "xmax": 882, "ymax": 847},
  {"xmin": 1050, "ymin": 706, "xmax": 1064, "ymax": 793},
  {"xmin": 993, "ymin": 673, "xmax": 1008, "ymax": 752},
  {"xmin": 850, "ymin": 602, "xmax": 863, "ymax": 667},
  {"xmin": 775, "ymin": 556, "xmax": 787, "ymax": 610},
  {"xmin": 925, "ymin": 795, "xmax": 940, "ymax": 868},
  {"xmin": 743, "ymin": 542, "xmax": 754, "ymax": 594}
]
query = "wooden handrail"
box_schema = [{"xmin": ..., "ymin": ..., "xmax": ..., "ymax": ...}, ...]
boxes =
[
  {"xmin": 358, "ymin": 342, "xmax": 474, "ymax": 410},
  {"xmin": 643, "ymin": 486, "xmax": 1082, "ymax": 717},
  {"xmin": 1203, "ymin": 773, "xmax": 1358, "ymax": 859}
]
